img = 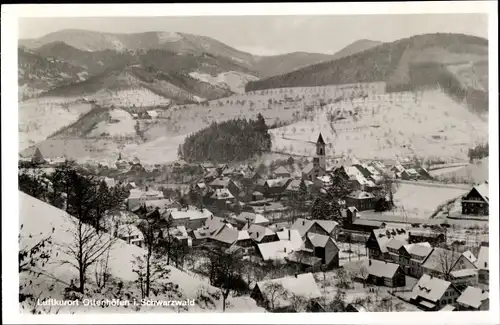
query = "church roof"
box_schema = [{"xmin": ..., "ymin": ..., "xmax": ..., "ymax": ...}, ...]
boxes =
[{"xmin": 317, "ymin": 133, "xmax": 325, "ymax": 144}]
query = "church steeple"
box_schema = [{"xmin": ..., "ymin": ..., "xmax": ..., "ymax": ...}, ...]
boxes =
[{"xmin": 314, "ymin": 133, "xmax": 326, "ymax": 170}]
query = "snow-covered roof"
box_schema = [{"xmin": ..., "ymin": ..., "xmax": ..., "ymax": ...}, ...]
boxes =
[
  {"xmin": 234, "ymin": 212, "xmax": 269, "ymax": 225},
  {"xmin": 371, "ymin": 228, "xmax": 408, "ymax": 254},
  {"xmin": 347, "ymin": 190, "xmax": 375, "ymax": 199},
  {"xmin": 248, "ymin": 224, "xmax": 276, "ymax": 242},
  {"xmin": 456, "ymin": 286, "xmax": 488, "ymax": 309},
  {"xmin": 210, "ymin": 188, "xmax": 235, "ymax": 200},
  {"xmin": 274, "ymin": 166, "xmax": 291, "ymax": 175},
  {"xmin": 422, "ymin": 248, "xmax": 461, "ymax": 274},
  {"xmin": 146, "ymin": 110, "xmax": 158, "ymax": 117},
  {"xmin": 257, "ymin": 240, "xmax": 294, "ymax": 261},
  {"xmin": 255, "ymin": 273, "xmax": 321, "ymax": 309},
  {"xmin": 168, "ymin": 207, "xmax": 213, "ymax": 221},
  {"xmin": 475, "ymin": 246, "xmax": 489, "ymax": 270},
  {"xmin": 403, "ymin": 242, "xmax": 433, "ymax": 258},
  {"xmin": 286, "ymin": 179, "xmax": 313, "ymax": 192},
  {"xmin": 276, "ymin": 229, "xmax": 303, "ymax": 250},
  {"xmin": 461, "ymin": 250, "xmax": 477, "ymax": 265},
  {"xmin": 366, "ymin": 259, "xmax": 401, "ymax": 278},
  {"xmin": 265, "ymin": 178, "xmax": 290, "ymax": 188},
  {"xmin": 473, "ymin": 182, "xmax": 489, "ymax": 203},
  {"xmin": 411, "ymin": 274, "xmax": 453, "ymax": 303}
]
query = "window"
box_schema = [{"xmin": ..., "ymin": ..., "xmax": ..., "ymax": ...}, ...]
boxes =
[{"xmin": 445, "ymin": 292, "xmax": 448, "ymax": 297}]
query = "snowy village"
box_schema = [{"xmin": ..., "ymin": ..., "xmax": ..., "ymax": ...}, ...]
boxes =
[{"xmin": 14, "ymin": 12, "xmax": 491, "ymax": 316}]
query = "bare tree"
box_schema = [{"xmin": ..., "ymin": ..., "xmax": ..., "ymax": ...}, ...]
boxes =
[
  {"xmin": 203, "ymin": 245, "xmax": 246, "ymax": 312},
  {"xmin": 358, "ymin": 265, "xmax": 370, "ymax": 287},
  {"xmin": 61, "ymin": 214, "xmax": 117, "ymax": 293},
  {"xmin": 436, "ymin": 248, "xmax": 461, "ymax": 281},
  {"xmin": 264, "ymin": 282, "xmax": 288, "ymax": 312},
  {"xmin": 289, "ymin": 294, "xmax": 309, "ymax": 312}
]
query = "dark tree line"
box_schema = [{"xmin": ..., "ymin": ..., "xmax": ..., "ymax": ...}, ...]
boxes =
[
  {"xmin": 180, "ymin": 113, "xmax": 272, "ymax": 163},
  {"xmin": 468, "ymin": 143, "xmax": 489, "ymax": 162},
  {"xmin": 311, "ymin": 173, "xmax": 352, "ymax": 223}
]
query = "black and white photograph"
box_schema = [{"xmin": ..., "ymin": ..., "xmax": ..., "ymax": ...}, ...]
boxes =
[{"xmin": 2, "ymin": 2, "xmax": 498, "ymax": 324}]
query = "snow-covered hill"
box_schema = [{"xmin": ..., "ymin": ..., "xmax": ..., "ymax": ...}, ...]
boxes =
[
  {"xmin": 19, "ymin": 98, "xmax": 93, "ymax": 151},
  {"xmin": 19, "ymin": 192, "xmax": 264, "ymax": 313},
  {"xmin": 189, "ymin": 71, "xmax": 259, "ymax": 94},
  {"xmin": 270, "ymin": 89, "xmax": 488, "ymax": 162}
]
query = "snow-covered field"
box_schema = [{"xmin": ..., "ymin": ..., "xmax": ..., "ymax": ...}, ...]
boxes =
[
  {"xmin": 390, "ymin": 182, "xmax": 469, "ymax": 220},
  {"xmin": 248, "ymin": 85, "xmax": 486, "ymax": 164},
  {"xmin": 91, "ymin": 88, "xmax": 172, "ymax": 108},
  {"xmin": 19, "ymin": 98, "xmax": 93, "ymax": 151},
  {"xmin": 270, "ymin": 90, "xmax": 488, "ymax": 162},
  {"xmin": 189, "ymin": 71, "xmax": 259, "ymax": 93},
  {"xmin": 88, "ymin": 109, "xmax": 136, "ymax": 138},
  {"xmin": 19, "ymin": 192, "xmax": 264, "ymax": 313},
  {"xmin": 122, "ymin": 134, "xmax": 188, "ymax": 165}
]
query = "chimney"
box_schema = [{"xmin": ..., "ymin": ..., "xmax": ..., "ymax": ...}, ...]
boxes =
[
  {"xmin": 284, "ymin": 247, "xmax": 287, "ymax": 253},
  {"xmin": 302, "ymin": 220, "xmax": 305, "ymax": 226},
  {"xmin": 369, "ymin": 260, "xmax": 372, "ymax": 266},
  {"xmin": 288, "ymin": 229, "xmax": 291, "ymax": 239},
  {"xmin": 294, "ymin": 273, "xmax": 298, "ymax": 278}
]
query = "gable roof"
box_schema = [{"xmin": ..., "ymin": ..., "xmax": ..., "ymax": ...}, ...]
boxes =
[
  {"xmin": 475, "ymin": 246, "xmax": 489, "ymax": 270},
  {"xmin": 291, "ymin": 218, "xmax": 315, "ymax": 237},
  {"xmin": 211, "ymin": 225, "xmax": 247, "ymax": 245},
  {"xmin": 472, "ymin": 183, "xmax": 489, "ymax": 203},
  {"xmin": 421, "ymin": 248, "xmax": 461, "ymax": 274},
  {"xmin": 168, "ymin": 207, "xmax": 213, "ymax": 221},
  {"xmin": 366, "ymin": 259, "xmax": 402, "ymax": 278},
  {"xmin": 276, "ymin": 229, "xmax": 303, "ymax": 250},
  {"xmin": 210, "ymin": 188, "xmax": 235, "ymax": 200},
  {"xmin": 461, "ymin": 250, "xmax": 477, "ymax": 265},
  {"xmin": 274, "ymin": 166, "xmax": 291, "ymax": 175},
  {"xmin": 456, "ymin": 286, "xmax": 488, "ymax": 309},
  {"xmin": 412, "ymin": 274, "xmax": 453, "ymax": 303},
  {"xmin": 386, "ymin": 238, "xmax": 406, "ymax": 251},
  {"xmin": 371, "ymin": 228, "xmax": 408, "ymax": 253},
  {"xmin": 248, "ymin": 224, "xmax": 276, "ymax": 242},
  {"xmin": 265, "ymin": 178, "xmax": 290, "ymax": 188},
  {"xmin": 306, "ymin": 233, "xmax": 331, "ymax": 248},
  {"xmin": 257, "ymin": 240, "xmax": 294, "ymax": 261},
  {"xmin": 301, "ymin": 163, "xmax": 315, "ymax": 174},
  {"xmin": 286, "ymin": 179, "xmax": 313, "ymax": 192},
  {"xmin": 256, "ymin": 273, "xmax": 321, "ymax": 309},
  {"xmin": 315, "ymin": 220, "xmax": 338, "ymax": 234},
  {"xmin": 403, "ymin": 242, "xmax": 433, "ymax": 258}
]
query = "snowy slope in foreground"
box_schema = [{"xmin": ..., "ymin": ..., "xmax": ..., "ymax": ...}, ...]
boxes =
[{"xmin": 19, "ymin": 192, "xmax": 264, "ymax": 313}]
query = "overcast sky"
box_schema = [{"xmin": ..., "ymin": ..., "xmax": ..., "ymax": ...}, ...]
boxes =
[{"xmin": 19, "ymin": 14, "xmax": 488, "ymax": 55}]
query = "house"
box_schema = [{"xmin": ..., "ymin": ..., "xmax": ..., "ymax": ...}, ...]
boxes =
[
  {"xmin": 284, "ymin": 179, "xmax": 313, "ymax": 199},
  {"xmin": 143, "ymin": 199, "xmax": 181, "ymax": 211},
  {"xmin": 410, "ymin": 274, "xmax": 461, "ymax": 311},
  {"xmin": 401, "ymin": 168, "xmax": 420, "ymax": 180},
  {"xmin": 191, "ymin": 215, "xmax": 228, "ymax": 245},
  {"xmin": 251, "ymin": 191, "xmax": 265, "ymax": 201},
  {"xmin": 146, "ymin": 110, "xmax": 158, "ymax": 120},
  {"xmin": 349, "ymin": 219, "xmax": 386, "ymax": 234},
  {"xmin": 345, "ymin": 191, "xmax": 376, "ymax": 211},
  {"xmin": 233, "ymin": 212, "xmax": 270, "ymax": 229},
  {"xmin": 247, "ymin": 224, "xmax": 278, "ymax": 244},
  {"xmin": 421, "ymin": 248, "xmax": 467, "ymax": 279},
  {"xmin": 116, "ymin": 224, "xmax": 144, "ymax": 248},
  {"xmin": 209, "ymin": 188, "xmax": 237, "ymax": 209},
  {"xmin": 461, "ymin": 182, "xmax": 489, "ymax": 215},
  {"xmin": 251, "ymin": 273, "xmax": 322, "ymax": 312},
  {"xmin": 386, "ymin": 238, "xmax": 407, "ymax": 263},
  {"xmin": 450, "ymin": 269, "xmax": 479, "ymax": 287},
  {"xmin": 313, "ymin": 175, "xmax": 333, "ymax": 190},
  {"xmin": 165, "ymin": 206, "xmax": 213, "ymax": 229},
  {"xmin": 203, "ymin": 169, "xmax": 220, "ymax": 183},
  {"xmin": 365, "ymin": 228, "xmax": 408, "ymax": 261},
  {"xmin": 408, "ymin": 228, "xmax": 446, "ymax": 246},
  {"xmin": 256, "ymin": 240, "xmax": 296, "ymax": 262},
  {"xmin": 263, "ymin": 178, "xmax": 292, "ymax": 198},
  {"xmin": 131, "ymin": 113, "xmax": 139, "ymax": 119},
  {"xmin": 127, "ymin": 188, "xmax": 165, "ymax": 210},
  {"xmin": 456, "ymin": 286, "xmax": 489, "ymax": 311},
  {"xmin": 164, "ymin": 225, "xmax": 191, "ymax": 246},
  {"xmin": 210, "ymin": 224, "xmax": 253, "ymax": 249},
  {"xmin": 399, "ymin": 242, "xmax": 433, "ymax": 278},
  {"xmin": 273, "ymin": 166, "xmax": 291, "ymax": 178},
  {"xmin": 209, "ymin": 177, "xmax": 240, "ymax": 197},
  {"xmin": 363, "ymin": 259, "xmax": 406, "ymax": 287},
  {"xmin": 302, "ymin": 233, "xmax": 340, "ymax": 269},
  {"xmin": 475, "ymin": 246, "xmax": 489, "ymax": 285},
  {"xmin": 291, "ymin": 218, "xmax": 329, "ymax": 239}
]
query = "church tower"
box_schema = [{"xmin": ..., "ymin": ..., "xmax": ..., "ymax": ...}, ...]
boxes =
[{"xmin": 313, "ymin": 133, "xmax": 326, "ymax": 171}]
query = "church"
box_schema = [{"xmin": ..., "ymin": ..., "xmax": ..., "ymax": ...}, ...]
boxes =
[{"xmin": 301, "ymin": 133, "xmax": 328, "ymax": 181}]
